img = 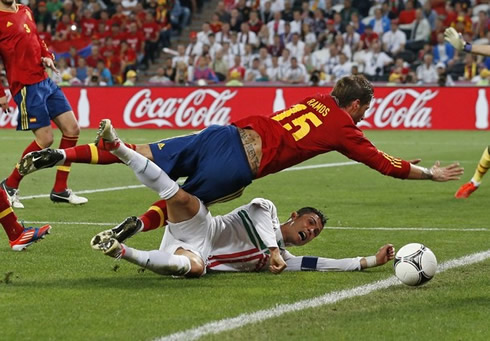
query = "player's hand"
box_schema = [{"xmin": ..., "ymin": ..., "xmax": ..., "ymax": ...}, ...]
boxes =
[
  {"xmin": 0, "ymin": 96, "xmax": 10, "ymax": 114},
  {"xmin": 444, "ymin": 27, "xmax": 465, "ymax": 51},
  {"xmin": 430, "ymin": 161, "xmax": 464, "ymax": 182},
  {"xmin": 269, "ymin": 247, "xmax": 287, "ymax": 274},
  {"xmin": 375, "ymin": 244, "xmax": 395, "ymax": 266},
  {"xmin": 42, "ymin": 57, "xmax": 59, "ymax": 74}
]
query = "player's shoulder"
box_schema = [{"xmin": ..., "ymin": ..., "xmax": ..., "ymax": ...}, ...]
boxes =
[{"xmin": 249, "ymin": 198, "xmax": 277, "ymax": 213}]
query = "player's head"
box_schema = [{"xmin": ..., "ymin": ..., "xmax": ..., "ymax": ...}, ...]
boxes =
[
  {"xmin": 281, "ymin": 207, "xmax": 327, "ymax": 246},
  {"xmin": 331, "ymin": 75, "xmax": 373, "ymax": 123}
]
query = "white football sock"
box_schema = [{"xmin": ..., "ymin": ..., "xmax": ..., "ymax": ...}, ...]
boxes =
[
  {"xmin": 122, "ymin": 246, "xmax": 191, "ymax": 276},
  {"xmin": 112, "ymin": 144, "xmax": 179, "ymax": 199}
]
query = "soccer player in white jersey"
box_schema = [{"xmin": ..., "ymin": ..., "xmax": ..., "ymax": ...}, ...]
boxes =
[{"xmin": 90, "ymin": 119, "xmax": 395, "ymax": 278}]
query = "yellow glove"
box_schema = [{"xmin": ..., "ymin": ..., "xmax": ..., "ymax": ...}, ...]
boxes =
[{"xmin": 444, "ymin": 27, "xmax": 466, "ymax": 51}]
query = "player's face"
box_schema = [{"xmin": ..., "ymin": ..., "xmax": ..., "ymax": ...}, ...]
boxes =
[
  {"xmin": 285, "ymin": 212, "xmax": 323, "ymax": 246},
  {"xmin": 351, "ymin": 102, "xmax": 370, "ymax": 124}
]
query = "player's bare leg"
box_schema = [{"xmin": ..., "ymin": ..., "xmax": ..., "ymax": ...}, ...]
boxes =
[{"xmin": 49, "ymin": 111, "xmax": 87, "ymax": 205}]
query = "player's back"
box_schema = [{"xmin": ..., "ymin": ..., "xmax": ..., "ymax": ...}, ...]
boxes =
[{"xmin": 233, "ymin": 93, "xmax": 355, "ymax": 178}]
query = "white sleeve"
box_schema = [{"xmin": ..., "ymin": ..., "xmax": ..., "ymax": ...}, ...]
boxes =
[
  {"xmin": 283, "ymin": 251, "xmax": 362, "ymax": 272},
  {"xmin": 247, "ymin": 198, "xmax": 280, "ymax": 249}
]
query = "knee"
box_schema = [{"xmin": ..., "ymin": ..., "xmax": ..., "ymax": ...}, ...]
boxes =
[
  {"xmin": 185, "ymin": 253, "xmax": 205, "ymax": 278},
  {"xmin": 62, "ymin": 122, "xmax": 80, "ymax": 137},
  {"xmin": 36, "ymin": 134, "xmax": 54, "ymax": 148}
]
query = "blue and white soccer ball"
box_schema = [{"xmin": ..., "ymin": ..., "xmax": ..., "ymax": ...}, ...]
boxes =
[{"xmin": 394, "ymin": 243, "xmax": 438, "ymax": 286}]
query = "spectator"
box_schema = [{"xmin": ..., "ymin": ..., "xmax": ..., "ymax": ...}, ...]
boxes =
[
  {"xmin": 123, "ymin": 70, "xmax": 137, "ymax": 86},
  {"xmin": 331, "ymin": 53, "xmax": 353, "ymax": 81},
  {"xmin": 301, "ymin": 22, "xmax": 317, "ymax": 49},
  {"xmin": 416, "ymin": 53, "xmax": 438, "ymax": 84},
  {"xmin": 369, "ymin": 7, "xmax": 390, "ymax": 37},
  {"xmin": 312, "ymin": 9, "xmax": 327, "ymax": 37},
  {"xmin": 185, "ymin": 31, "xmax": 203, "ymax": 57},
  {"xmin": 360, "ymin": 24, "xmax": 379, "ymax": 50},
  {"xmin": 256, "ymin": 47, "xmax": 272, "ymax": 68},
  {"xmin": 80, "ymin": 8, "xmax": 97, "ymax": 37},
  {"xmin": 215, "ymin": 1, "xmax": 231, "ymax": 23},
  {"xmin": 76, "ymin": 58, "xmax": 89, "ymax": 83},
  {"xmin": 476, "ymin": 68, "xmax": 490, "ymax": 86},
  {"xmin": 238, "ymin": 22, "xmax": 259, "ymax": 48},
  {"xmin": 281, "ymin": 0, "xmax": 294, "ymax": 22},
  {"xmin": 350, "ymin": 12, "xmax": 365, "ymax": 34},
  {"xmin": 229, "ymin": 31, "xmax": 245, "ymax": 56},
  {"xmin": 142, "ymin": 11, "xmax": 161, "ymax": 65},
  {"xmin": 245, "ymin": 57, "xmax": 262, "ymax": 81},
  {"xmin": 405, "ymin": 8, "xmax": 431, "ymax": 52},
  {"xmin": 248, "ymin": 10, "xmax": 263, "ymax": 34},
  {"xmin": 422, "ymin": 1, "xmax": 437, "ymax": 31},
  {"xmin": 332, "ymin": 12, "xmax": 345, "ymax": 34},
  {"xmin": 472, "ymin": 10, "xmax": 489, "ymax": 40},
  {"xmin": 172, "ymin": 44, "xmax": 190, "ymax": 68},
  {"xmin": 267, "ymin": 55, "xmax": 283, "ymax": 81},
  {"xmin": 282, "ymin": 56, "xmax": 308, "ymax": 84},
  {"xmin": 432, "ymin": 32, "xmax": 455, "ymax": 66},
  {"xmin": 65, "ymin": 47, "xmax": 80, "ymax": 68},
  {"xmin": 361, "ymin": 40, "xmax": 393, "ymax": 79},
  {"xmin": 225, "ymin": 69, "xmax": 244, "ymax": 86},
  {"xmin": 290, "ymin": 10, "xmax": 302, "ymax": 35},
  {"xmin": 399, "ymin": 0, "xmax": 416, "ymax": 26},
  {"xmin": 86, "ymin": 45, "xmax": 103, "ymax": 68},
  {"xmin": 343, "ymin": 24, "xmax": 361, "ymax": 53},
  {"xmin": 261, "ymin": 1, "xmax": 274, "ymax": 24},
  {"xmin": 34, "ymin": 1, "xmax": 55, "ymax": 32},
  {"xmin": 216, "ymin": 23, "xmax": 232, "ymax": 44},
  {"xmin": 286, "ymin": 32, "xmax": 305, "ymax": 60},
  {"xmin": 207, "ymin": 34, "xmax": 222, "ymax": 60},
  {"xmin": 257, "ymin": 24, "xmax": 271, "ymax": 48},
  {"xmin": 335, "ymin": 34, "xmax": 352, "ymax": 60},
  {"xmin": 268, "ymin": 33, "xmax": 284, "ymax": 57},
  {"xmin": 96, "ymin": 59, "xmax": 113, "ymax": 85},
  {"xmin": 175, "ymin": 61, "xmax": 190, "ymax": 85},
  {"xmin": 209, "ymin": 13, "xmax": 223, "ymax": 33},
  {"xmin": 436, "ymin": 62, "xmax": 455, "ymax": 86},
  {"xmin": 228, "ymin": 55, "xmax": 246, "ymax": 79},
  {"xmin": 340, "ymin": 0, "xmax": 358, "ymax": 27},
  {"xmin": 229, "ymin": 8, "xmax": 242, "ymax": 32},
  {"xmin": 463, "ymin": 53, "xmax": 478, "ymax": 81},
  {"xmin": 255, "ymin": 65, "xmax": 270, "ymax": 82},
  {"xmin": 382, "ymin": 19, "xmax": 406, "ymax": 56},
  {"xmin": 148, "ymin": 67, "xmax": 171, "ymax": 84},
  {"xmin": 267, "ymin": 11, "xmax": 286, "ymax": 38},
  {"xmin": 211, "ymin": 49, "xmax": 229, "ymax": 82},
  {"xmin": 197, "ymin": 22, "xmax": 212, "ymax": 46},
  {"xmin": 193, "ymin": 54, "xmax": 219, "ymax": 84},
  {"xmin": 236, "ymin": 0, "xmax": 251, "ymax": 22}
]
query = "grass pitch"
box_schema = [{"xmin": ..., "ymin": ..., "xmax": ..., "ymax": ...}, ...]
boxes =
[{"xmin": 0, "ymin": 129, "xmax": 489, "ymax": 340}]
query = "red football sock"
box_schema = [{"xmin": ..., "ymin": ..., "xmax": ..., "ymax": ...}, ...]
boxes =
[
  {"xmin": 64, "ymin": 143, "xmax": 136, "ymax": 164},
  {"xmin": 0, "ymin": 189, "xmax": 23, "ymax": 241},
  {"xmin": 53, "ymin": 134, "xmax": 79, "ymax": 192},
  {"xmin": 139, "ymin": 199, "xmax": 168, "ymax": 231},
  {"xmin": 5, "ymin": 140, "xmax": 43, "ymax": 189}
]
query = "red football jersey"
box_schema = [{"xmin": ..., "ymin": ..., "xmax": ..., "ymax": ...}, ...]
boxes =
[
  {"xmin": 233, "ymin": 93, "xmax": 411, "ymax": 179},
  {"xmin": 0, "ymin": 5, "xmax": 52, "ymax": 97}
]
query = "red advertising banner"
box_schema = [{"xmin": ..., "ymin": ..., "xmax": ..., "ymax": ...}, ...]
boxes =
[{"xmin": 0, "ymin": 86, "xmax": 489, "ymax": 130}]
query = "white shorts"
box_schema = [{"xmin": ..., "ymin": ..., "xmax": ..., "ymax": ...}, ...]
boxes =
[{"xmin": 159, "ymin": 201, "xmax": 221, "ymax": 263}]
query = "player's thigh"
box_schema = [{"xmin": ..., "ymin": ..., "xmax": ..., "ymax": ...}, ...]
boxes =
[{"xmin": 14, "ymin": 84, "xmax": 51, "ymax": 131}]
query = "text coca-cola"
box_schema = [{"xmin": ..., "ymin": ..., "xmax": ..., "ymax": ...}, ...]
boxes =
[{"xmin": 122, "ymin": 89, "xmax": 238, "ymax": 128}]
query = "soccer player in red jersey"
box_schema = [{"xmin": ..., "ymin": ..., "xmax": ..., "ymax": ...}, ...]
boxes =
[
  {"xmin": 0, "ymin": 0, "xmax": 87, "ymax": 208},
  {"xmin": 19, "ymin": 75, "xmax": 464, "ymax": 241}
]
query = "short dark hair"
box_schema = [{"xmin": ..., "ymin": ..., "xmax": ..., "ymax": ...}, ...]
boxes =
[
  {"xmin": 297, "ymin": 207, "xmax": 328, "ymax": 227},
  {"xmin": 330, "ymin": 75, "xmax": 374, "ymax": 108}
]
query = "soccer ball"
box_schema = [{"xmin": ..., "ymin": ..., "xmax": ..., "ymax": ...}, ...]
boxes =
[{"xmin": 394, "ymin": 243, "xmax": 437, "ymax": 286}]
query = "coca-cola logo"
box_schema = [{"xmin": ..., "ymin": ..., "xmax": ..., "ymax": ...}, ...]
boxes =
[
  {"xmin": 359, "ymin": 89, "xmax": 438, "ymax": 128},
  {"xmin": 123, "ymin": 89, "xmax": 237, "ymax": 128}
]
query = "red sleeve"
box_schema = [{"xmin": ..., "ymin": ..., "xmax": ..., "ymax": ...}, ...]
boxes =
[
  {"xmin": 0, "ymin": 85, "xmax": 5, "ymax": 98},
  {"xmin": 337, "ymin": 123, "xmax": 411, "ymax": 179}
]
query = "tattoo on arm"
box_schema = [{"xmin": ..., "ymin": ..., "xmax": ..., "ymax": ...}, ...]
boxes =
[{"xmin": 238, "ymin": 128, "xmax": 260, "ymax": 175}]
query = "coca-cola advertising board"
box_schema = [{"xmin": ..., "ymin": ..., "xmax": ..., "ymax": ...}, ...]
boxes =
[{"xmin": 0, "ymin": 87, "xmax": 489, "ymax": 130}]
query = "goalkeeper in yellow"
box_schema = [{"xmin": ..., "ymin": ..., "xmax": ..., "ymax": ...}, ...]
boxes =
[{"xmin": 444, "ymin": 27, "xmax": 490, "ymax": 198}]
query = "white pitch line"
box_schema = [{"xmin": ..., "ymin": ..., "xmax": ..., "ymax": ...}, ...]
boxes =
[
  {"xmin": 20, "ymin": 221, "xmax": 489, "ymax": 232},
  {"xmin": 18, "ymin": 162, "xmax": 359, "ymax": 201},
  {"xmin": 326, "ymin": 226, "xmax": 489, "ymax": 232},
  {"xmin": 157, "ymin": 249, "xmax": 490, "ymax": 341}
]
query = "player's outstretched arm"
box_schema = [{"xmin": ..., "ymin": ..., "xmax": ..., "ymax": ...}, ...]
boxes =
[
  {"xmin": 407, "ymin": 161, "xmax": 464, "ymax": 181},
  {"xmin": 444, "ymin": 27, "xmax": 490, "ymax": 56},
  {"xmin": 360, "ymin": 244, "xmax": 395, "ymax": 269}
]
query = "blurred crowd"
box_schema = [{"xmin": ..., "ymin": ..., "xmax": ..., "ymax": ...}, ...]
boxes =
[{"xmin": 1, "ymin": 0, "xmax": 490, "ymax": 87}]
